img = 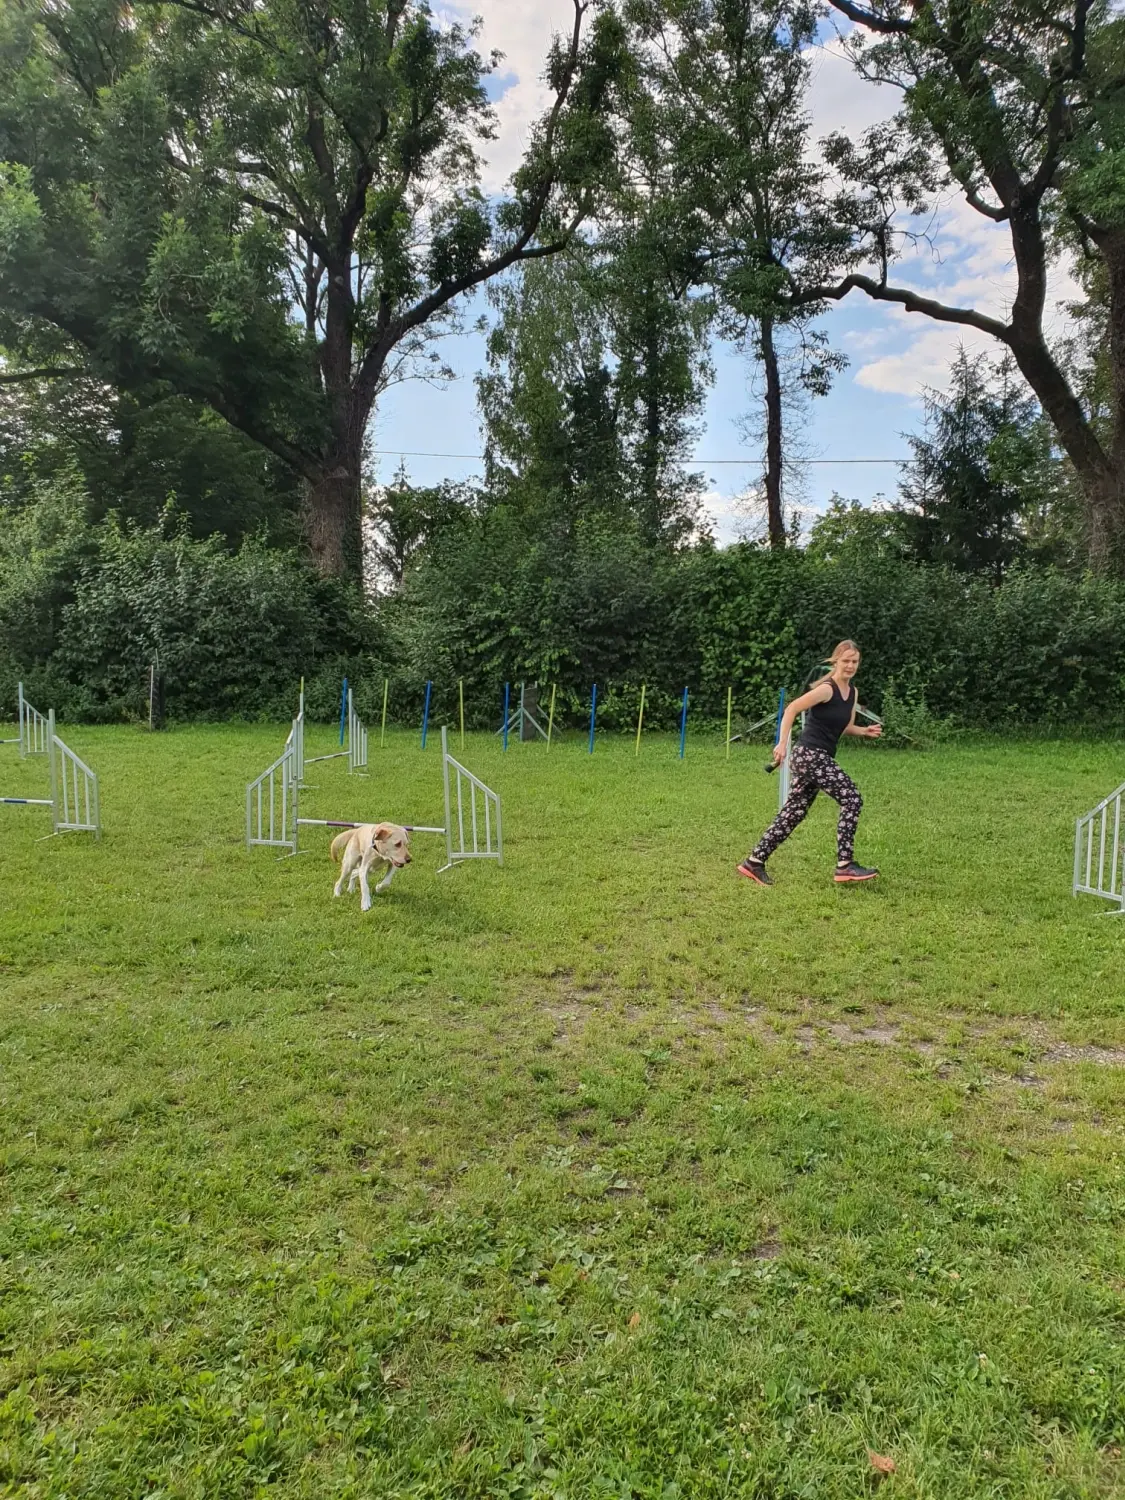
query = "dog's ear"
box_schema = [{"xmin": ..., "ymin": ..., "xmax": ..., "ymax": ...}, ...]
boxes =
[{"xmin": 371, "ymin": 822, "xmax": 395, "ymax": 846}]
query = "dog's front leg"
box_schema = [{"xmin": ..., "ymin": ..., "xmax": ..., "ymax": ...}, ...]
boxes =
[
  {"xmin": 359, "ymin": 860, "xmax": 374, "ymax": 912},
  {"xmin": 375, "ymin": 863, "xmax": 396, "ymax": 894}
]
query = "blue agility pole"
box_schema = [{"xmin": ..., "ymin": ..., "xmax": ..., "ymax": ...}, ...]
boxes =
[
  {"xmin": 338, "ymin": 677, "xmax": 348, "ymax": 745},
  {"xmin": 679, "ymin": 686, "xmax": 689, "ymax": 759},
  {"xmin": 502, "ymin": 682, "xmax": 510, "ymax": 751},
  {"xmin": 775, "ymin": 686, "xmax": 786, "ymax": 741},
  {"xmin": 588, "ymin": 683, "xmax": 598, "ymax": 754},
  {"xmin": 421, "ymin": 680, "xmax": 433, "ymax": 748}
]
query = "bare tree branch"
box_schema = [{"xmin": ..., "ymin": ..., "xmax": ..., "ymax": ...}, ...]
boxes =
[
  {"xmin": 827, "ymin": 0, "xmax": 913, "ymax": 36},
  {"xmin": 0, "ymin": 366, "xmax": 87, "ymax": 384},
  {"xmin": 791, "ymin": 273, "xmax": 1011, "ymax": 340}
]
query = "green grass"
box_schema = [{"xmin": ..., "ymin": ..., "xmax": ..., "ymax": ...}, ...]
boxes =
[{"xmin": 1, "ymin": 723, "xmax": 1124, "ymax": 1498}]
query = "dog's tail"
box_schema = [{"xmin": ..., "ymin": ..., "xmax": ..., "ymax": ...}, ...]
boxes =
[{"xmin": 330, "ymin": 829, "xmax": 353, "ymax": 864}]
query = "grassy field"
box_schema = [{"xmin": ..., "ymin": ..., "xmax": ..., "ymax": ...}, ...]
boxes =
[{"xmin": 0, "ymin": 721, "xmax": 1123, "ymax": 1499}]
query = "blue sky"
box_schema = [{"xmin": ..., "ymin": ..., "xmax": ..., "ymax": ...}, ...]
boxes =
[{"xmin": 373, "ymin": 5, "xmax": 1067, "ymax": 544}]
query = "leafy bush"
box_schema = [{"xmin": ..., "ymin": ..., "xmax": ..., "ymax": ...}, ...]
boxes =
[
  {"xmin": 4, "ymin": 472, "xmax": 1125, "ymax": 732},
  {"xmin": 0, "ymin": 484, "xmax": 377, "ymax": 722}
]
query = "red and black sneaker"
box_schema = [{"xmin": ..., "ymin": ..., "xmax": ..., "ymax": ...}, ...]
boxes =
[
  {"xmin": 737, "ymin": 858, "xmax": 772, "ymax": 886},
  {"xmin": 834, "ymin": 861, "xmax": 879, "ymax": 883}
]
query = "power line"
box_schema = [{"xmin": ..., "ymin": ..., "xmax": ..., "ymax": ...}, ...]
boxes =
[{"xmin": 375, "ymin": 449, "xmax": 909, "ymax": 465}]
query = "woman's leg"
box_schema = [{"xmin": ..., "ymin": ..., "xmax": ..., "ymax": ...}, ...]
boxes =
[
  {"xmin": 749, "ymin": 750, "xmax": 819, "ymax": 863},
  {"xmin": 811, "ymin": 756, "xmax": 863, "ymax": 864}
]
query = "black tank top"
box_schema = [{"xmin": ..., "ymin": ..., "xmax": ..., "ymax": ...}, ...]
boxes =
[{"xmin": 797, "ymin": 679, "xmax": 854, "ymax": 756}]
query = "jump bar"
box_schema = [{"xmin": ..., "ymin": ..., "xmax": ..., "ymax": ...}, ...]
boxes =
[
  {"xmin": 0, "ymin": 797, "xmax": 53, "ymax": 806},
  {"xmin": 296, "ymin": 817, "xmax": 447, "ymax": 834}
]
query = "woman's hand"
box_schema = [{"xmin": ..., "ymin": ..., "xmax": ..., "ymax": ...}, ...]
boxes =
[
  {"xmin": 865, "ymin": 724, "xmax": 882, "ymax": 738},
  {"xmin": 771, "ymin": 741, "xmax": 787, "ymax": 766}
]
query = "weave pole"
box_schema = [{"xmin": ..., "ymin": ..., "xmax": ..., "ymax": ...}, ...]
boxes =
[
  {"xmin": 546, "ymin": 684, "xmax": 556, "ymax": 751},
  {"xmin": 725, "ymin": 686, "xmax": 733, "ymax": 761},
  {"xmin": 588, "ymin": 684, "xmax": 598, "ymax": 755},
  {"xmin": 502, "ymin": 682, "xmax": 510, "ymax": 751},
  {"xmin": 380, "ymin": 678, "xmax": 389, "ymax": 747},
  {"xmin": 421, "ymin": 680, "xmax": 432, "ymax": 749},
  {"xmin": 634, "ymin": 684, "xmax": 646, "ymax": 757},
  {"xmin": 459, "ymin": 678, "xmax": 465, "ymax": 751},
  {"xmin": 338, "ymin": 678, "xmax": 348, "ymax": 746},
  {"xmin": 679, "ymin": 687, "xmax": 688, "ymax": 759}
]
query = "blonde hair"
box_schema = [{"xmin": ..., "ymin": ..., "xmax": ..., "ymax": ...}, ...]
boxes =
[
  {"xmin": 815, "ymin": 640, "xmax": 860, "ymax": 683},
  {"xmin": 828, "ymin": 639, "xmax": 860, "ymax": 664}
]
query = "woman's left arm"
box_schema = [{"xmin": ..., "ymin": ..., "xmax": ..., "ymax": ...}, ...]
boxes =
[{"xmin": 843, "ymin": 702, "xmax": 882, "ymax": 739}]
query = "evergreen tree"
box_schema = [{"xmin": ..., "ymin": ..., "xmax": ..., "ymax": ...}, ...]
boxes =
[{"xmin": 898, "ymin": 351, "xmax": 1060, "ymax": 581}]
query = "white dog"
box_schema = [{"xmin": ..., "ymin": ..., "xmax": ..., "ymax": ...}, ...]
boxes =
[{"xmin": 331, "ymin": 823, "xmax": 411, "ymax": 910}]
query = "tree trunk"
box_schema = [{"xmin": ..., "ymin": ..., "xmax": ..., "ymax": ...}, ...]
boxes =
[
  {"xmin": 305, "ymin": 410, "xmax": 365, "ymax": 578},
  {"xmin": 760, "ymin": 316, "xmax": 786, "ymax": 549}
]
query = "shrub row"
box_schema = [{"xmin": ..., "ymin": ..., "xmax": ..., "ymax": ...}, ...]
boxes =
[{"xmin": 3, "ymin": 488, "xmax": 1124, "ymax": 729}]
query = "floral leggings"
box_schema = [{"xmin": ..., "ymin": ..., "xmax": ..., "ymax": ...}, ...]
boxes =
[{"xmin": 752, "ymin": 745, "xmax": 863, "ymax": 865}]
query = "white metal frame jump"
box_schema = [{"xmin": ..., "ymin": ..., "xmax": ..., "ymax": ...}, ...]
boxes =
[
  {"xmin": 1, "ymin": 705, "xmax": 101, "ymax": 839},
  {"xmin": 1074, "ymin": 781, "xmax": 1125, "ymax": 913},
  {"xmin": 0, "ymin": 683, "xmax": 50, "ymax": 756},
  {"xmin": 247, "ymin": 720, "xmax": 501, "ymax": 871},
  {"xmin": 285, "ymin": 684, "xmax": 368, "ymax": 786}
]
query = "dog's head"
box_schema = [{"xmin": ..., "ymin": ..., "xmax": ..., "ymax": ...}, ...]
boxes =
[{"xmin": 371, "ymin": 823, "xmax": 411, "ymax": 868}]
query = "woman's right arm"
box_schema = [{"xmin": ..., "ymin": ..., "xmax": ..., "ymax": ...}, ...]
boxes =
[{"xmin": 772, "ymin": 682, "xmax": 832, "ymax": 764}]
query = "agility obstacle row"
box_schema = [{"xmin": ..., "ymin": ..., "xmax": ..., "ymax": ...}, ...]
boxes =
[
  {"xmin": 1, "ymin": 706, "xmax": 100, "ymax": 839},
  {"xmin": 1075, "ymin": 780, "xmax": 1125, "ymax": 913},
  {"xmin": 247, "ymin": 722, "xmax": 500, "ymax": 871},
  {"xmin": 285, "ymin": 680, "xmax": 369, "ymax": 786}
]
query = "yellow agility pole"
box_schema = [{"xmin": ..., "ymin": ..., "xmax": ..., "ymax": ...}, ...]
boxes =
[
  {"xmin": 380, "ymin": 678, "xmax": 389, "ymax": 747},
  {"xmin": 635, "ymin": 684, "xmax": 646, "ymax": 756},
  {"xmin": 726, "ymin": 685, "xmax": 733, "ymax": 761},
  {"xmin": 459, "ymin": 678, "xmax": 465, "ymax": 751},
  {"xmin": 546, "ymin": 684, "xmax": 557, "ymax": 751}
]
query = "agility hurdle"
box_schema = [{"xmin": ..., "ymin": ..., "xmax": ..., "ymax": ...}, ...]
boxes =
[
  {"xmin": 246, "ymin": 723, "xmax": 501, "ymax": 870},
  {"xmin": 3, "ymin": 683, "xmax": 50, "ymax": 756},
  {"xmin": 1074, "ymin": 781, "xmax": 1125, "ymax": 913},
  {"xmin": 284, "ymin": 683, "xmax": 368, "ymax": 785},
  {"xmin": 1, "ymin": 710, "xmax": 100, "ymax": 838},
  {"xmin": 303, "ymin": 686, "xmax": 368, "ymax": 775}
]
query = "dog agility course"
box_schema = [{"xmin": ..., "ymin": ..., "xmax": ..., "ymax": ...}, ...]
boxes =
[
  {"xmin": 1, "ymin": 713, "xmax": 1124, "ymax": 1497},
  {"xmin": 246, "ymin": 686, "xmax": 502, "ymax": 872}
]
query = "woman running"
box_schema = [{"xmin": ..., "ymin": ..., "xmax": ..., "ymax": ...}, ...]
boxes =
[{"xmin": 737, "ymin": 640, "xmax": 881, "ymax": 886}]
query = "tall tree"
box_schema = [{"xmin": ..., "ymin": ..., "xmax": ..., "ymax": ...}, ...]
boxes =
[
  {"xmin": 0, "ymin": 377, "xmax": 302, "ymax": 541},
  {"xmin": 625, "ymin": 0, "xmax": 846, "ymax": 547},
  {"xmin": 803, "ymin": 0, "xmax": 1125, "ymax": 570},
  {"xmin": 0, "ymin": 0, "xmax": 623, "ymax": 575},
  {"xmin": 478, "ymin": 239, "xmax": 710, "ymax": 543}
]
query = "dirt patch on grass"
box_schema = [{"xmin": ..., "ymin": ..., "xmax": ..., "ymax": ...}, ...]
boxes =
[{"xmin": 536, "ymin": 983, "xmax": 1125, "ymax": 1075}]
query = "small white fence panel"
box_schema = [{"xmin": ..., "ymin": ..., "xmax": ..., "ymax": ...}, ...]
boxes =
[
  {"xmin": 348, "ymin": 690, "xmax": 368, "ymax": 774},
  {"xmin": 246, "ymin": 742, "xmax": 298, "ymax": 853},
  {"xmin": 20, "ymin": 683, "xmax": 49, "ymax": 757},
  {"xmin": 50, "ymin": 715, "xmax": 101, "ymax": 838},
  {"xmin": 440, "ymin": 726, "xmax": 502, "ymax": 871},
  {"xmin": 1075, "ymin": 781, "xmax": 1125, "ymax": 911}
]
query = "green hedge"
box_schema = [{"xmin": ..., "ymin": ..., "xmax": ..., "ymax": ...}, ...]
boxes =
[
  {"xmin": 0, "ymin": 484, "xmax": 379, "ymax": 723},
  {"xmin": 3, "ymin": 482, "xmax": 1124, "ymax": 729},
  {"xmin": 389, "ymin": 512, "xmax": 1125, "ymax": 731}
]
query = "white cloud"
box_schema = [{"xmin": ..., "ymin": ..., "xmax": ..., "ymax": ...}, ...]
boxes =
[
  {"xmin": 854, "ymin": 323, "xmax": 998, "ymax": 399},
  {"xmin": 807, "ymin": 35, "xmax": 898, "ymax": 145},
  {"xmin": 450, "ymin": 0, "xmax": 577, "ymax": 194}
]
